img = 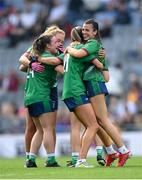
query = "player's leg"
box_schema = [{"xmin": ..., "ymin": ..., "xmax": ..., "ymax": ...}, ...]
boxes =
[
  {"xmin": 26, "ymin": 116, "xmax": 43, "ymax": 168},
  {"xmin": 85, "ymin": 80, "xmax": 130, "ymax": 166},
  {"xmin": 90, "ymin": 94, "xmax": 130, "ymax": 167},
  {"xmin": 50, "ymin": 87, "xmax": 58, "ymax": 149},
  {"xmin": 94, "ymin": 134, "xmax": 106, "ymax": 166},
  {"xmin": 39, "ymin": 112, "xmax": 60, "ymax": 167},
  {"xmin": 96, "ymin": 126, "xmax": 118, "ymax": 166},
  {"xmin": 85, "ymin": 80, "xmax": 120, "ymax": 164},
  {"xmin": 74, "ymin": 103, "xmax": 99, "ymax": 167},
  {"xmin": 67, "ymin": 112, "xmax": 81, "ymax": 167},
  {"xmin": 64, "ymin": 96, "xmax": 99, "ymax": 168},
  {"xmin": 25, "ymin": 99, "xmax": 59, "ymax": 168},
  {"xmin": 24, "ymin": 108, "xmax": 36, "ymax": 162}
]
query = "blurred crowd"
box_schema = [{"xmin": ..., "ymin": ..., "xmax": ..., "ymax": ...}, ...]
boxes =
[
  {"xmin": 0, "ymin": 0, "xmax": 142, "ymax": 134},
  {"xmin": 0, "ymin": 0, "xmax": 141, "ymax": 46}
]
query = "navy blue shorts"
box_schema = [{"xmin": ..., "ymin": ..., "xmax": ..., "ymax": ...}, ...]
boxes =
[
  {"xmin": 63, "ymin": 94, "xmax": 90, "ymax": 112},
  {"xmin": 27, "ymin": 98, "xmax": 57, "ymax": 117},
  {"xmin": 50, "ymin": 87, "xmax": 58, "ymax": 111},
  {"xmin": 84, "ymin": 80, "xmax": 109, "ymax": 98}
]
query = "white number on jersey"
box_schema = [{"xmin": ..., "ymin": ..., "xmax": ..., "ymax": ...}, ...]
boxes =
[
  {"xmin": 27, "ymin": 69, "xmax": 34, "ymax": 78},
  {"xmin": 64, "ymin": 54, "xmax": 70, "ymax": 72}
]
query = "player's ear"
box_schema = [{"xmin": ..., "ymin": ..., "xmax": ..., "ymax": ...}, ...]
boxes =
[
  {"xmin": 46, "ymin": 44, "xmax": 50, "ymax": 50},
  {"xmin": 93, "ymin": 30, "xmax": 97, "ymax": 37}
]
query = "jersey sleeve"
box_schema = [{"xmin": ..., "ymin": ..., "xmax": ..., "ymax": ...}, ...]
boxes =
[
  {"xmin": 82, "ymin": 39, "xmax": 100, "ymax": 55},
  {"xmin": 77, "ymin": 54, "xmax": 96, "ymax": 62},
  {"xmin": 57, "ymin": 53, "xmax": 64, "ymax": 63},
  {"xmin": 103, "ymin": 59, "xmax": 109, "ymax": 71},
  {"xmin": 41, "ymin": 52, "xmax": 55, "ymax": 58}
]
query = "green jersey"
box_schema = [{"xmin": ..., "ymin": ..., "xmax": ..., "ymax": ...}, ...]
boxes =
[
  {"xmin": 83, "ymin": 59, "xmax": 108, "ymax": 82},
  {"xmin": 82, "ymin": 39, "xmax": 100, "ymax": 56},
  {"xmin": 62, "ymin": 43, "xmax": 95, "ymax": 100},
  {"xmin": 24, "ymin": 51, "xmax": 58, "ymax": 106},
  {"xmin": 82, "ymin": 39, "xmax": 109, "ymax": 82}
]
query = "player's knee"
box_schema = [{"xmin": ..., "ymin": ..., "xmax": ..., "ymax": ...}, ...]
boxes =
[
  {"xmin": 98, "ymin": 119, "xmax": 108, "ymax": 129},
  {"xmin": 90, "ymin": 121, "xmax": 99, "ymax": 132}
]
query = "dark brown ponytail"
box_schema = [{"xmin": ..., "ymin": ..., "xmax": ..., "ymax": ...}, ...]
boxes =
[{"xmin": 33, "ymin": 35, "xmax": 53, "ymax": 55}]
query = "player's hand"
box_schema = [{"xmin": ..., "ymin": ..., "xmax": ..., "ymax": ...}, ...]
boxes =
[
  {"xmin": 58, "ymin": 44, "xmax": 64, "ymax": 53},
  {"xmin": 64, "ymin": 47, "xmax": 68, "ymax": 54},
  {"xmin": 30, "ymin": 62, "xmax": 45, "ymax": 72},
  {"xmin": 55, "ymin": 65, "xmax": 64, "ymax": 74},
  {"xmin": 64, "ymin": 46, "xmax": 71, "ymax": 54},
  {"xmin": 99, "ymin": 48, "xmax": 106, "ymax": 58}
]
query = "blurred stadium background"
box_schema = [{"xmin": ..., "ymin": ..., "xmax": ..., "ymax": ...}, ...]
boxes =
[{"xmin": 0, "ymin": 0, "xmax": 142, "ymax": 158}]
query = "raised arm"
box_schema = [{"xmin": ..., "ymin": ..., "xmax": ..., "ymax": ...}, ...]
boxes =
[
  {"xmin": 55, "ymin": 65, "xmax": 64, "ymax": 74},
  {"xmin": 102, "ymin": 70, "xmax": 109, "ymax": 82},
  {"xmin": 101, "ymin": 59, "xmax": 109, "ymax": 82},
  {"xmin": 99, "ymin": 48, "xmax": 106, "ymax": 59},
  {"xmin": 65, "ymin": 46, "xmax": 88, "ymax": 58},
  {"xmin": 19, "ymin": 64, "xmax": 28, "ymax": 72},
  {"xmin": 19, "ymin": 52, "xmax": 45, "ymax": 73},
  {"xmin": 91, "ymin": 58, "xmax": 104, "ymax": 69},
  {"xmin": 19, "ymin": 52, "xmax": 30, "ymax": 67},
  {"xmin": 38, "ymin": 56, "xmax": 62, "ymax": 65}
]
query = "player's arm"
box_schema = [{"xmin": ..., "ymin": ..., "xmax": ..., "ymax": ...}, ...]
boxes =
[
  {"xmin": 54, "ymin": 54, "xmax": 64, "ymax": 73},
  {"xmin": 66, "ymin": 40, "xmax": 100, "ymax": 58},
  {"xmin": 91, "ymin": 58, "xmax": 104, "ymax": 69},
  {"xmin": 101, "ymin": 59, "xmax": 109, "ymax": 82},
  {"xmin": 38, "ymin": 52, "xmax": 64, "ymax": 65},
  {"xmin": 19, "ymin": 64, "xmax": 28, "ymax": 72},
  {"xmin": 19, "ymin": 52, "xmax": 31, "ymax": 67},
  {"xmin": 19, "ymin": 52, "xmax": 45, "ymax": 73},
  {"xmin": 102, "ymin": 70, "xmax": 109, "ymax": 82},
  {"xmin": 77, "ymin": 53, "xmax": 104, "ymax": 69},
  {"xmin": 55, "ymin": 65, "xmax": 64, "ymax": 74},
  {"xmin": 99, "ymin": 48, "xmax": 106, "ymax": 59},
  {"xmin": 19, "ymin": 52, "xmax": 30, "ymax": 72},
  {"xmin": 66, "ymin": 46, "xmax": 106, "ymax": 60},
  {"xmin": 65, "ymin": 46, "xmax": 88, "ymax": 58},
  {"xmin": 38, "ymin": 56, "xmax": 62, "ymax": 65}
]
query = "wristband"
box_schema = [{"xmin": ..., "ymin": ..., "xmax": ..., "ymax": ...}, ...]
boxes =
[{"xmin": 102, "ymin": 68, "xmax": 108, "ymax": 71}]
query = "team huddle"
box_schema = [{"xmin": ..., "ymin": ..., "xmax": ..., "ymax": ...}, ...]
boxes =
[{"xmin": 19, "ymin": 18, "xmax": 131, "ymax": 168}]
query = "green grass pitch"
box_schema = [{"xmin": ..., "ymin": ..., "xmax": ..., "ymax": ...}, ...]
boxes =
[{"xmin": 0, "ymin": 156, "xmax": 142, "ymax": 179}]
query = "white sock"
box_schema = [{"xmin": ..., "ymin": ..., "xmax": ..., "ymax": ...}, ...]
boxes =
[
  {"xmin": 47, "ymin": 153, "xmax": 55, "ymax": 157},
  {"xmin": 29, "ymin": 152, "xmax": 37, "ymax": 157},
  {"xmin": 118, "ymin": 146, "xmax": 129, "ymax": 154},
  {"xmin": 105, "ymin": 145, "xmax": 117, "ymax": 154},
  {"xmin": 72, "ymin": 152, "xmax": 79, "ymax": 156},
  {"xmin": 26, "ymin": 152, "xmax": 29, "ymax": 156},
  {"xmin": 96, "ymin": 146, "xmax": 103, "ymax": 150}
]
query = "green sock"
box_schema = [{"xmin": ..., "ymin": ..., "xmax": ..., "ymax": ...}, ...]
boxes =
[
  {"xmin": 29, "ymin": 154, "xmax": 36, "ymax": 163},
  {"xmin": 71, "ymin": 155, "xmax": 78, "ymax": 164},
  {"xmin": 47, "ymin": 156, "xmax": 56, "ymax": 164},
  {"xmin": 97, "ymin": 149, "xmax": 103, "ymax": 157},
  {"xmin": 26, "ymin": 154, "xmax": 29, "ymax": 160}
]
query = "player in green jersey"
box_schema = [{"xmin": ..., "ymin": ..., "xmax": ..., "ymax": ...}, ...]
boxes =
[
  {"xmin": 65, "ymin": 26, "xmax": 113, "ymax": 167},
  {"xmin": 24, "ymin": 34, "xmax": 61, "ymax": 168},
  {"xmin": 41, "ymin": 26, "xmax": 112, "ymax": 168},
  {"xmin": 19, "ymin": 26, "xmax": 65, "ymax": 168},
  {"xmin": 66, "ymin": 19, "xmax": 131, "ymax": 167},
  {"xmin": 62, "ymin": 26, "xmax": 106, "ymax": 168}
]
